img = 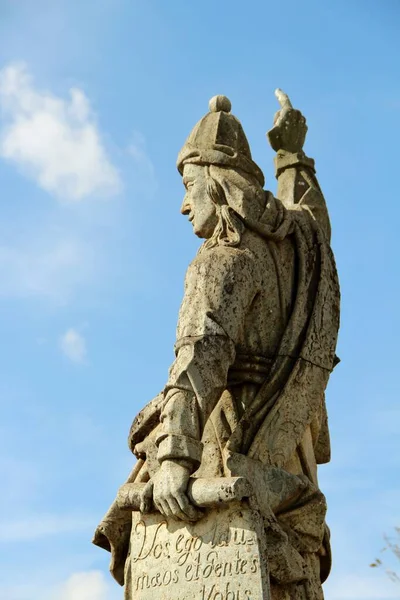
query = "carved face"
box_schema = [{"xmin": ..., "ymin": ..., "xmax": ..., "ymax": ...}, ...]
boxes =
[{"xmin": 181, "ymin": 164, "xmax": 218, "ymax": 238}]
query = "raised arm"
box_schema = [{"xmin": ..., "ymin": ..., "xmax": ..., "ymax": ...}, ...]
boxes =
[{"xmin": 267, "ymin": 89, "xmax": 331, "ymax": 242}]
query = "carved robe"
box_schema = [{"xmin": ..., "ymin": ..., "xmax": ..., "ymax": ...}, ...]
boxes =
[{"xmin": 93, "ymin": 169, "xmax": 340, "ymax": 600}]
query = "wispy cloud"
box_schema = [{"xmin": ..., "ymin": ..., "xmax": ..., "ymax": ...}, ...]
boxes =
[
  {"xmin": 60, "ymin": 328, "xmax": 87, "ymax": 364},
  {"xmin": 0, "ymin": 63, "xmax": 121, "ymax": 201}
]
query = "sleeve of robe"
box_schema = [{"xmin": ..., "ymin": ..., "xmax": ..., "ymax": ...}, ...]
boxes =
[
  {"xmin": 275, "ymin": 149, "xmax": 331, "ymax": 243},
  {"xmin": 155, "ymin": 244, "xmax": 259, "ymax": 470}
]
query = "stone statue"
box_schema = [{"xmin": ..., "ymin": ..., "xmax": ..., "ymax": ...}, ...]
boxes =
[{"xmin": 93, "ymin": 90, "xmax": 340, "ymax": 600}]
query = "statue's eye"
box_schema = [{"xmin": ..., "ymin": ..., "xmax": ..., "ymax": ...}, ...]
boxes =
[{"xmin": 185, "ymin": 181, "xmax": 194, "ymax": 190}]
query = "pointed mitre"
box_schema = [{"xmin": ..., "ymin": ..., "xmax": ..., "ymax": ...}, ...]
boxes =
[{"xmin": 177, "ymin": 95, "xmax": 265, "ymax": 187}]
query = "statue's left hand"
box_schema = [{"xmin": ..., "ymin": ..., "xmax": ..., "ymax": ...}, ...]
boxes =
[
  {"xmin": 141, "ymin": 459, "xmax": 202, "ymax": 522},
  {"xmin": 267, "ymin": 89, "xmax": 308, "ymax": 153}
]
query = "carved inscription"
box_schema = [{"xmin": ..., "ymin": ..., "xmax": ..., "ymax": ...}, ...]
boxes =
[{"xmin": 126, "ymin": 502, "xmax": 269, "ymax": 599}]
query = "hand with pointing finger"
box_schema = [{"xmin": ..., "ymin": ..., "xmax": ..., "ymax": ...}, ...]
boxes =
[{"xmin": 267, "ymin": 89, "xmax": 308, "ymax": 153}]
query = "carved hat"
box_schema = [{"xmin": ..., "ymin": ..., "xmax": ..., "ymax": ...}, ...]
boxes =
[{"xmin": 177, "ymin": 95, "xmax": 265, "ymax": 187}]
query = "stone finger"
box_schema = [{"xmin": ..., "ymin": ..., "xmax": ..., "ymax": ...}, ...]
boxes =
[
  {"xmin": 177, "ymin": 494, "xmax": 203, "ymax": 521},
  {"xmin": 273, "ymin": 110, "xmax": 281, "ymax": 126},
  {"xmin": 292, "ymin": 109, "xmax": 302, "ymax": 121},
  {"xmin": 274, "ymin": 107, "xmax": 290, "ymax": 128},
  {"xmin": 275, "ymin": 88, "xmax": 293, "ymax": 110},
  {"xmin": 158, "ymin": 498, "xmax": 173, "ymax": 519},
  {"xmin": 153, "ymin": 497, "xmax": 167, "ymax": 517},
  {"xmin": 140, "ymin": 482, "xmax": 153, "ymax": 513},
  {"xmin": 166, "ymin": 496, "xmax": 189, "ymax": 521}
]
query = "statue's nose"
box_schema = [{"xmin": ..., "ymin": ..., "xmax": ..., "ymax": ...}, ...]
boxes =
[{"xmin": 180, "ymin": 196, "xmax": 191, "ymax": 215}]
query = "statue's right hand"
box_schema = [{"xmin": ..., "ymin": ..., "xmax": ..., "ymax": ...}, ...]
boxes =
[
  {"xmin": 146, "ymin": 459, "xmax": 202, "ymax": 522},
  {"xmin": 267, "ymin": 89, "xmax": 308, "ymax": 153}
]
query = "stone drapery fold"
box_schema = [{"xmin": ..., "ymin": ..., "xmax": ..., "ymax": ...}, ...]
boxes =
[{"xmin": 92, "ymin": 195, "xmax": 340, "ymax": 588}]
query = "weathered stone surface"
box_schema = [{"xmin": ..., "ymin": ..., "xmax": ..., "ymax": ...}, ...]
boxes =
[
  {"xmin": 93, "ymin": 89, "xmax": 340, "ymax": 600},
  {"xmin": 117, "ymin": 477, "xmax": 252, "ymax": 511},
  {"xmin": 124, "ymin": 502, "xmax": 270, "ymax": 600}
]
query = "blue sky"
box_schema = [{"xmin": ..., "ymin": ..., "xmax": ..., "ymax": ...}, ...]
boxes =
[{"xmin": 0, "ymin": 1, "xmax": 399, "ymax": 599}]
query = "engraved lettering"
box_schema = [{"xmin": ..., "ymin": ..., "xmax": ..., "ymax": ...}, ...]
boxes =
[
  {"xmin": 162, "ymin": 570, "xmax": 172, "ymax": 586},
  {"xmin": 204, "ymin": 583, "xmax": 215, "ymax": 600},
  {"xmin": 176, "ymin": 534, "xmax": 184, "ymax": 552},
  {"xmin": 250, "ymin": 557, "xmax": 259, "ymax": 573},
  {"xmin": 225, "ymin": 581, "xmax": 237, "ymax": 600},
  {"xmin": 153, "ymin": 543, "xmax": 163, "ymax": 559},
  {"xmin": 185, "ymin": 564, "xmax": 192, "ymax": 581},
  {"xmin": 129, "ymin": 504, "xmax": 266, "ymax": 598},
  {"xmin": 203, "ymin": 560, "xmax": 214, "ymax": 579},
  {"xmin": 193, "ymin": 536, "xmax": 203, "ymax": 551},
  {"xmin": 136, "ymin": 573, "xmax": 149, "ymax": 591},
  {"xmin": 132, "ymin": 521, "xmax": 168, "ymax": 562}
]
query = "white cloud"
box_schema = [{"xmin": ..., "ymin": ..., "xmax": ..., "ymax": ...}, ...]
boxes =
[
  {"xmin": 56, "ymin": 571, "xmax": 110, "ymax": 600},
  {"xmin": 60, "ymin": 328, "xmax": 87, "ymax": 363},
  {"xmin": 0, "ymin": 63, "xmax": 121, "ymax": 200}
]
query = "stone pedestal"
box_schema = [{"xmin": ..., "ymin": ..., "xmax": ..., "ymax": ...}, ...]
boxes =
[{"xmin": 124, "ymin": 501, "xmax": 270, "ymax": 600}]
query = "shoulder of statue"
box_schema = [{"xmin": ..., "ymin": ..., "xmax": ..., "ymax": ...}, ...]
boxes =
[
  {"xmin": 186, "ymin": 244, "xmax": 258, "ymax": 285},
  {"xmin": 194, "ymin": 243, "xmax": 256, "ymax": 267}
]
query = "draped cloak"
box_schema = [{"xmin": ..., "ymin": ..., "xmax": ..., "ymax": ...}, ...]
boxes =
[{"xmin": 93, "ymin": 193, "xmax": 340, "ymax": 598}]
